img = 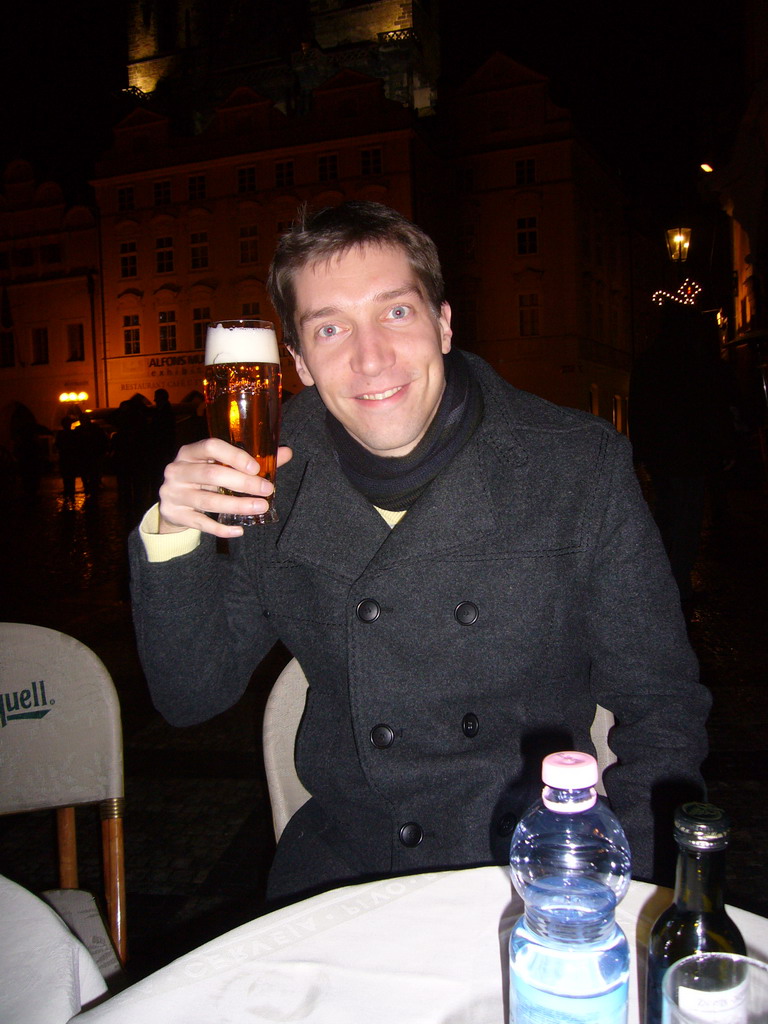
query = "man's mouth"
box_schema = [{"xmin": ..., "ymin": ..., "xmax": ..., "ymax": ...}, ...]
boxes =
[{"xmin": 358, "ymin": 385, "xmax": 404, "ymax": 401}]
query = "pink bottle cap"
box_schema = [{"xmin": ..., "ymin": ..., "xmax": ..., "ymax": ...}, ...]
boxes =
[{"xmin": 541, "ymin": 751, "xmax": 598, "ymax": 790}]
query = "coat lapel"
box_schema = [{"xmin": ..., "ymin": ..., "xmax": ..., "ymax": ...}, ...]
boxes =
[
  {"xmin": 277, "ymin": 447, "xmax": 392, "ymax": 581},
  {"xmin": 276, "ymin": 359, "xmax": 531, "ymax": 577}
]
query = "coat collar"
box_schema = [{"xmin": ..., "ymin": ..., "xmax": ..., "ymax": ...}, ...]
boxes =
[{"xmin": 276, "ymin": 353, "xmax": 530, "ymax": 580}]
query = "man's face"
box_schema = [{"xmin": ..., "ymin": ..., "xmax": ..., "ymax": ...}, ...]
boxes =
[{"xmin": 290, "ymin": 244, "xmax": 452, "ymax": 458}]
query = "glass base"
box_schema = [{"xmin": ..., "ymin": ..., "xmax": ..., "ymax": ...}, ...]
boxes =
[{"xmin": 219, "ymin": 508, "xmax": 278, "ymax": 527}]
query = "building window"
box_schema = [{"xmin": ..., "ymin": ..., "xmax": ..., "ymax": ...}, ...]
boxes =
[
  {"xmin": 188, "ymin": 174, "xmax": 206, "ymax": 201},
  {"xmin": 519, "ymin": 293, "xmax": 539, "ymax": 336},
  {"xmin": 41, "ymin": 244, "xmax": 62, "ymax": 264},
  {"xmin": 12, "ymin": 248, "xmax": 34, "ymax": 267},
  {"xmin": 239, "ymin": 225, "xmax": 259, "ymax": 264},
  {"xmin": 456, "ymin": 166, "xmax": 475, "ymax": 193},
  {"xmin": 32, "ymin": 327, "xmax": 49, "ymax": 364},
  {"xmin": 118, "ymin": 186, "xmax": 135, "ymax": 211},
  {"xmin": 67, "ymin": 323, "xmax": 85, "ymax": 361},
  {"xmin": 120, "ymin": 241, "xmax": 137, "ymax": 278},
  {"xmin": 275, "ymin": 161, "xmax": 294, "ymax": 188},
  {"xmin": 361, "ymin": 148, "xmax": 383, "ymax": 175},
  {"xmin": 123, "ymin": 314, "xmax": 140, "ymax": 355},
  {"xmin": 515, "ymin": 159, "xmax": 536, "ymax": 185},
  {"xmin": 192, "ymin": 306, "xmax": 210, "ymax": 350},
  {"xmin": 190, "ymin": 231, "xmax": 209, "ymax": 270},
  {"xmin": 153, "ymin": 179, "xmax": 172, "ymax": 206},
  {"xmin": 159, "ymin": 310, "xmax": 177, "ymax": 351},
  {"xmin": 612, "ymin": 394, "xmax": 626, "ymax": 434},
  {"xmin": 155, "ymin": 236, "xmax": 174, "ymax": 274},
  {"xmin": 0, "ymin": 331, "xmax": 14, "ymax": 367},
  {"xmin": 237, "ymin": 166, "xmax": 257, "ymax": 193},
  {"xmin": 318, "ymin": 154, "xmax": 338, "ymax": 182},
  {"xmin": 516, "ymin": 217, "xmax": 538, "ymax": 255},
  {"xmin": 241, "ymin": 301, "xmax": 261, "ymax": 317}
]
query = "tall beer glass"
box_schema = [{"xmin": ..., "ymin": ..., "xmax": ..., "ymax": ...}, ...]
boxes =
[{"xmin": 203, "ymin": 320, "xmax": 282, "ymax": 526}]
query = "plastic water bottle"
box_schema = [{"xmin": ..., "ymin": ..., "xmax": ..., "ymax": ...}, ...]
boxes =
[
  {"xmin": 508, "ymin": 751, "xmax": 632, "ymax": 1024},
  {"xmin": 509, "ymin": 750, "xmax": 632, "ymax": 903},
  {"xmin": 509, "ymin": 876, "xmax": 630, "ymax": 1024}
]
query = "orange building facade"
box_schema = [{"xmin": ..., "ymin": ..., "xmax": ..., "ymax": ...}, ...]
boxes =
[
  {"xmin": 0, "ymin": 162, "xmax": 103, "ymax": 436},
  {"xmin": 0, "ymin": 0, "xmax": 664, "ymax": 444},
  {"xmin": 91, "ymin": 74, "xmax": 419, "ymax": 408}
]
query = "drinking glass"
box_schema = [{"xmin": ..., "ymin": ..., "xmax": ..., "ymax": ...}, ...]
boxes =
[
  {"xmin": 662, "ymin": 952, "xmax": 768, "ymax": 1023},
  {"xmin": 203, "ymin": 320, "xmax": 282, "ymax": 526}
]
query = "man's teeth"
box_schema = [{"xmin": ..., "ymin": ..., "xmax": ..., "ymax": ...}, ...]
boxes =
[{"xmin": 360, "ymin": 386, "xmax": 401, "ymax": 400}]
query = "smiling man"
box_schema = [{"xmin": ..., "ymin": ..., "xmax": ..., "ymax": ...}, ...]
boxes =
[{"xmin": 130, "ymin": 201, "xmax": 710, "ymax": 906}]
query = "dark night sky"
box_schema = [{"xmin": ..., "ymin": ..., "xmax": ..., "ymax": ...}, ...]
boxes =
[{"xmin": 0, "ymin": 0, "xmax": 747, "ymax": 219}]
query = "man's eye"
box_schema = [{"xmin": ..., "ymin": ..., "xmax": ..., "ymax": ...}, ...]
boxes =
[
  {"xmin": 389, "ymin": 305, "xmax": 410, "ymax": 319},
  {"xmin": 319, "ymin": 324, "xmax": 339, "ymax": 337}
]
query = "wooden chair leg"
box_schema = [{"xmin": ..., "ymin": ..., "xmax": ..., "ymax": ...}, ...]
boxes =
[
  {"xmin": 56, "ymin": 807, "xmax": 79, "ymax": 889},
  {"xmin": 101, "ymin": 798, "xmax": 127, "ymax": 964}
]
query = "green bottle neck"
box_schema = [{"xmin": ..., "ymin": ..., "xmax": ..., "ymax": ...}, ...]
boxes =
[{"xmin": 674, "ymin": 845, "xmax": 727, "ymax": 913}]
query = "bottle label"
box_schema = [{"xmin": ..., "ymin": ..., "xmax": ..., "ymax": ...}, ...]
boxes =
[
  {"xmin": 674, "ymin": 979, "xmax": 748, "ymax": 1024},
  {"xmin": 511, "ymin": 976, "xmax": 628, "ymax": 1024}
]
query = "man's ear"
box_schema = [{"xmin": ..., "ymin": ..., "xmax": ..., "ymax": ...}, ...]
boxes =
[
  {"xmin": 439, "ymin": 302, "xmax": 453, "ymax": 354},
  {"xmin": 287, "ymin": 347, "xmax": 315, "ymax": 387}
]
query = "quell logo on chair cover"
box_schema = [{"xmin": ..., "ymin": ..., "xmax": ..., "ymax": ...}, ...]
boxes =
[{"xmin": 0, "ymin": 681, "xmax": 53, "ymax": 727}]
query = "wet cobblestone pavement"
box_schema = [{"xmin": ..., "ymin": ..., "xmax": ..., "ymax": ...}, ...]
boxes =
[{"xmin": 0, "ymin": 468, "xmax": 766, "ymax": 982}]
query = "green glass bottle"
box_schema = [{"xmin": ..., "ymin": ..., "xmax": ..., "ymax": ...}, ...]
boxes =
[{"xmin": 645, "ymin": 802, "xmax": 746, "ymax": 1024}]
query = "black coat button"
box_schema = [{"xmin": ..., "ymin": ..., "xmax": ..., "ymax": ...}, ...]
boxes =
[
  {"xmin": 356, "ymin": 599, "xmax": 381, "ymax": 622},
  {"xmin": 399, "ymin": 822, "xmax": 423, "ymax": 847},
  {"xmin": 454, "ymin": 601, "xmax": 479, "ymax": 625},
  {"xmin": 497, "ymin": 812, "xmax": 517, "ymax": 836},
  {"xmin": 370, "ymin": 724, "xmax": 395, "ymax": 748},
  {"xmin": 462, "ymin": 712, "xmax": 480, "ymax": 737}
]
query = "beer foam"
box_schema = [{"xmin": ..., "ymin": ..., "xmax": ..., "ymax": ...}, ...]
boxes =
[{"xmin": 205, "ymin": 324, "xmax": 279, "ymax": 364}]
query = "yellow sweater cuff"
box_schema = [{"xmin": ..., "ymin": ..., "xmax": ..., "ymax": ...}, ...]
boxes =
[{"xmin": 139, "ymin": 504, "xmax": 201, "ymax": 563}]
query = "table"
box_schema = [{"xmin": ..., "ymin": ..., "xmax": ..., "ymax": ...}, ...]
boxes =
[
  {"xmin": 74, "ymin": 866, "xmax": 768, "ymax": 1023},
  {"xmin": 0, "ymin": 874, "xmax": 107, "ymax": 1024}
]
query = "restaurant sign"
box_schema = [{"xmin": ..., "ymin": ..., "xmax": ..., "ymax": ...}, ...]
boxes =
[{"xmin": 109, "ymin": 352, "xmax": 205, "ymax": 399}]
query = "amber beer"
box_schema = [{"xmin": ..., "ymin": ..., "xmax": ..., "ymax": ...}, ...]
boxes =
[{"xmin": 203, "ymin": 320, "xmax": 282, "ymax": 526}]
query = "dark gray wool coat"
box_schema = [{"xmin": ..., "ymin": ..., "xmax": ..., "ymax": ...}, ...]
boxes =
[{"xmin": 129, "ymin": 352, "xmax": 710, "ymax": 901}]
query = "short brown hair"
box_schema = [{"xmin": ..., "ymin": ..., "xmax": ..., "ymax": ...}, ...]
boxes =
[{"xmin": 267, "ymin": 201, "xmax": 445, "ymax": 353}]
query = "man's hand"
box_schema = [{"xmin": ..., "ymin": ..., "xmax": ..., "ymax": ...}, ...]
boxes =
[{"xmin": 157, "ymin": 439, "xmax": 293, "ymax": 538}]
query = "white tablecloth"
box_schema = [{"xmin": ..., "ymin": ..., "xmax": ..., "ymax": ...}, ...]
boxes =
[
  {"xmin": 74, "ymin": 866, "xmax": 768, "ymax": 1024},
  {"xmin": 0, "ymin": 874, "xmax": 107, "ymax": 1024}
]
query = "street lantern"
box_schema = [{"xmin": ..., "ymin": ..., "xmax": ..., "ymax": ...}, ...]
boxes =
[{"xmin": 666, "ymin": 228, "xmax": 691, "ymax": 262}]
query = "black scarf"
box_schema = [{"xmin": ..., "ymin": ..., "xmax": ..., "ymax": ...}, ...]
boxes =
[{"xmin": 325, "ymin": 348, "xmax": 484, "ymax": 511}]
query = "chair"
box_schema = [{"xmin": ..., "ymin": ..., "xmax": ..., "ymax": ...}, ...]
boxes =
[
  {"xmin": 262, "ymin": 657, "xmax": 618, "ymax": 840},
  {"xmin": 590, "ymin": 704, "xmax": 617, "ymax": 796},
  {"xmin": 0, "ymin": 623, "xmax": 127, "ymax": 971},
  {"xmin": 262, "ymin": 658, "xmax": 311, "ymax": 841}
]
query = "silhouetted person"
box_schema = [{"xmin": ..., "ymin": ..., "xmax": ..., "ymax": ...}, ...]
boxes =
[
  {"xmin": 10, "ymin": 403, "xmax": 49, "ymax": 498},
  {"xmin": 73, "ymin": 411, "xmax": 108, "ymax": 498},
  {"xmin": 630, "ymin": 303, "xmax": 735, "ymax": 612},
  {"xmin": 149, "ymin": 388, "xmax": 177, "ymax": 493},
  {"xmin": 114, "ymin": 394, "xmax": 152, "ymax": 527},
  {"xmin": 56, "ymin": 413, "xmax": 80, "ymax": 504}
]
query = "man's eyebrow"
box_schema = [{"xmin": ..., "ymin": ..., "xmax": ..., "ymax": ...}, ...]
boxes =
[
  {"xmin": 299, "ymin": 305, "xmax": 339, "ymax": 328},
  {"xmin": 298, "ymin": 284, "xmax": 423, "ymax": 328}
]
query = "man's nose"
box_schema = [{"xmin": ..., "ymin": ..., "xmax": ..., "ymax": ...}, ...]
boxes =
[{"xmin": 349, "ymin": 325, "xmax": 396, "ymax": 377}]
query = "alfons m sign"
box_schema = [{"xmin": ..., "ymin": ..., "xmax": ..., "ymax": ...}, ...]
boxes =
[{"xmin": 0, "ymin": 681, "xmax": 53, "ymax": 727}]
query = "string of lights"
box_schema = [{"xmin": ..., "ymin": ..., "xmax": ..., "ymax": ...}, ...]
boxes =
[{"xmin": 651, "ymin": 279, "xmax": 702, "ymax": 307}]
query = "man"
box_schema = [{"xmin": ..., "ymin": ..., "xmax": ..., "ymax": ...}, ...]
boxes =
[{"xmin": 130, "ymin": 201, "xmax": 710, "ymax": 905}]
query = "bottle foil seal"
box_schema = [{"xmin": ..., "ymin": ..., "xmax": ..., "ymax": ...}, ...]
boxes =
[{"xmin": 674, "ymin": 802, "xmax": 731, "ymax": 851}]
